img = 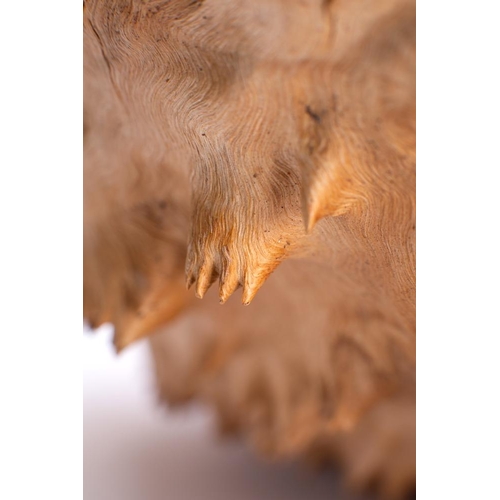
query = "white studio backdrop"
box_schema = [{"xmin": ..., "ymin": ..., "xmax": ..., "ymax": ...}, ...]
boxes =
[{"xmin": 83, "ymin": 325, "xmax": 367, "ymax": 500}]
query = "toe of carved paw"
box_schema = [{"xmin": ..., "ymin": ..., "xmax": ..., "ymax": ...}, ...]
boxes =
[
  {"xmin": 335, "ymin": 397, "xmax": 416, "ymax": 499},
  {"xmin": 185, "ymin": 237, "xmax": 288, "ymax": 305}
]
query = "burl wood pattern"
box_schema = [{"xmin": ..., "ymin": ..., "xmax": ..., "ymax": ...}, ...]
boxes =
[{"xmin": 84, "ymin": 0, "xmax": 415, "ymax": 497}]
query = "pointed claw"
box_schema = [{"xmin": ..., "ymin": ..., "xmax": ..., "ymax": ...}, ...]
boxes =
[
  {"xmin": 195, "ymin": 260, "xmax": 217, "ymax": 299},
  {"xmin": 300, "ymin": 170, "xmax": 326, "ymax": 233},
  {"xmin": 218, "ymin": 246, "xmax": 239, "ymax": 304},
  {"xmin": 302, "ymin": 196, "xmax": 321, "ymax": 233},
  {"xmin": 242, "ymin": 274, "xmax": 266, "ymax": 306},
  {"xmin": 219, "ymin": 269, "xmax": 240, "ymax": 304}
]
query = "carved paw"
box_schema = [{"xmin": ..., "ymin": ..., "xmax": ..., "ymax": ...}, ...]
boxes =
[
  {"xmin": 204, "ymin": 336, "xmax": 335, "ymax": 458},
  {"xmin": 185, "ymin": 226, "xmax": 278, "ymax": 306},
  {"xmin": 185, "ymin": 166, "xmax": 303, "ymax": 305},
  {"xmin": 334, "ymin": 395, "xmax": 416, "ymax": 499}
]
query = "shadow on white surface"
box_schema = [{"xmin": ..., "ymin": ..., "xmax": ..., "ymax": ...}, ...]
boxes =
[{"xmin": 83, "ymin": 325, "xmax": 367, "ymax": 500}]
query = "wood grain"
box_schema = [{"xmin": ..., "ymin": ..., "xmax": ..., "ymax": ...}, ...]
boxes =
[{"xmin": 84, "ymin": 1, "xmax": 416, "ymax": 497}]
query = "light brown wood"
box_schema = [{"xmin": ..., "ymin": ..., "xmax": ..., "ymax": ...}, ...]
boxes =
[{"xmin": 84, "ymin": 1, "xmax": 415, "ymax": 497}]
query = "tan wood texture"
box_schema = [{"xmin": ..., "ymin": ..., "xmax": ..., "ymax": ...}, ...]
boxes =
[{"xmin": 84, "ymin": 1, "xmax": 415, "ymax": 497}]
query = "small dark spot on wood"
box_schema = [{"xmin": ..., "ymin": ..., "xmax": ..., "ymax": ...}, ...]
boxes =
[
  {"xmin": 253, "ymin": 173, "xmax": 258, "ymax": 178},
  {"xmin": 201, "ymin": 133, "xmax": 206, "ymax": 136},
  {"xmin": 305, "ymin": 105, "xmax": 321, "ymax": 123},
  {"xmin": 158, "ymin": 200, "xmax": 167, "ymax": 209}
]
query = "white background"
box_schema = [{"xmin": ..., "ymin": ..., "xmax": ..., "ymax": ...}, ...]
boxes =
[{"xmin": 84, "ymin": 325, "xmax": 366, "ymax": 500}]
